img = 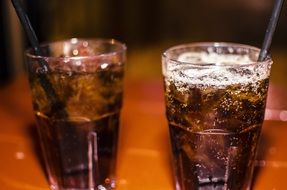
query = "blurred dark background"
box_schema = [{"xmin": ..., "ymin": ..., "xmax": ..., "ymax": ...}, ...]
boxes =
[{"xmin": 1, "ymin": 0, "xmax": 287, "ymax": 84}]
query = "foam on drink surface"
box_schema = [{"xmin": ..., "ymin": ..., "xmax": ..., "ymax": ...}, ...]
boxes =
[{"xmin": 165, "ymin": 52, "xmax": 271, "ymax": 90}]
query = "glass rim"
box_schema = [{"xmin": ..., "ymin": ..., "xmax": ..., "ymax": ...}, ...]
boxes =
[
  {"xmin": 25, "ymin": 38, "xmax": 127, "ymax": 61},
  {"xmin": 162, "ymin": 42, "xmax": 273, "ymax": 68}
]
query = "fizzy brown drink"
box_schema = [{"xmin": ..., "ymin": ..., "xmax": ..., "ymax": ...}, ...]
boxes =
[
  {"xmin": 162, "ymin": 43, "xmax": 272, "ymax": 190},
  {"xmin": 30, "ymin": 65, "xmax": 123, "ymax": 190},
  {"xmin": 26, "ymin": 39, "xmax": 126, "ymax": 190}
]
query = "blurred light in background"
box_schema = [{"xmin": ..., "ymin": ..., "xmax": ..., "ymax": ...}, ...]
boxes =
[
  {"xmin": 1, "ymin": 0, "xmax": 24, "ymax": 85},
  {"xmin": 1, "ymin": 0, "xmax": 287, "ymax": 83},
  {"xmin": 24, "ymin": 0, "xmax": 287, "ymax": 47}
]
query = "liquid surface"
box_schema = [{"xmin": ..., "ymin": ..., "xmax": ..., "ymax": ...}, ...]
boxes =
[{"xmin": 165, "ymin": 52, "xmax": 271, "ymax": 87}]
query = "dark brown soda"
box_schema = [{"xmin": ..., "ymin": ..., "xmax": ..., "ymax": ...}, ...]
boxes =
[
  {"xmin": 36, "ymin": 113, "xmax": 119, "ymax": 189},
  {"xmin": 165, "ymin": 78, "xmax": 269, "ymax": 190},
  {"xmin": 29, "ymin": 63, "xmax": 124, "ymax": 189}
]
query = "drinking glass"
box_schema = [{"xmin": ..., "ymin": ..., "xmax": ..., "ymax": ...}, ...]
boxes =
[
  {"xmin": 26, "ymin": 38, "xmax": 126, "ymax": 190},
  {"xmin": 162, "ymin": 42, "xmax": 272, "ymax": 190}
]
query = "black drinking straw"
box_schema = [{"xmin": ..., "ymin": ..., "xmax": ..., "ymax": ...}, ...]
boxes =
[
  {"xmin": 11, "ymin": 0, "xmax": 50, "ymax": 71},
  {"xmin": 258, "ymin": 0, "xmax": 285, "ymax": 62},
  {"xmin": 11, "ymin": 0, "xmax": 87, "ymax": 178},
  {"xmin": 11, "ymin": 0, "xmax": 67, "ymax": 115}
]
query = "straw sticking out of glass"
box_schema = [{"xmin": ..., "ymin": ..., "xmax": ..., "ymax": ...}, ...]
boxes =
[
  {"xmin": 11, "ymin": 0, "xmax": 67, "ymax": 114},
  {"xmin": 258, "ymin": 0, "xmax": 285, "ymax": 62}
]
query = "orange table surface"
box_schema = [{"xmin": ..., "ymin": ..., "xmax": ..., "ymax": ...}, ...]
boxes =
[{"xmin": 0, "ymin": 75, "xmax": 287, "ymax": 190}]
